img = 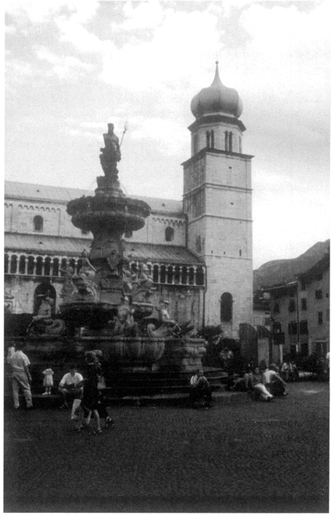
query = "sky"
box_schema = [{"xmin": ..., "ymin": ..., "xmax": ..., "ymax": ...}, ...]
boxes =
[{"xmin": 5, "ymin": 0, "xmax": 330, "ymax": 269}]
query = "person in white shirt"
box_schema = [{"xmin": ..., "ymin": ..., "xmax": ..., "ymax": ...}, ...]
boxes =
[
  {"xmin": 189, "ymin": 369, "xmax": 212, "ymax": 408},
  {"xmin": 58, "ymin": 364, "xmax": 83, "ymax": 409},
  {"xmin": 263, "ymin": 364, "xmax": 288, "ymax": 396},
  {"xmin": 10, "ymin": 341, "xmax": 33, "ymax": 409}
]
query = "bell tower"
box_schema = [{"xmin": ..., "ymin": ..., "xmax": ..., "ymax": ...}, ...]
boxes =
[{"xmin": 182, "ymin": 62, "xmax": 253, "ymax": 337}]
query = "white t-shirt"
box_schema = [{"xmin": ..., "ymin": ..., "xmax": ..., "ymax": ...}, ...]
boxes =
[
  {"xmin": 10, "ymin": 350, "xmax": 30, "ymax": 373},
  {"xmin": 59, "ymin": 372, "xmax": 83, "ymax": 388},
  {"xmin": 263, "ymin": 369, "xmax": 278, "ymax": 384}
]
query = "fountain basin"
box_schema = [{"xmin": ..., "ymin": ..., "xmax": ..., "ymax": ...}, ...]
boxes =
[
  {"xmin": 67, "ymin": 195, "xmax": 150, "ymax": 232},
  {"xmin": 106, "ymin": 337, "xmax": 165, "ymax": 369},
  {"xmin": 59, "ymin": 302, "xmax": 116, "ymax": 330}
]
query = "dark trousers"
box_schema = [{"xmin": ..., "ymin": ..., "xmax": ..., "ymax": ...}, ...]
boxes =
[
  {"xmin": 59, "ymin": 387, "xmax": 82, "ymax": 407},
  {"xmin": 189, "ymin": 385, "xmax": 212, "ymax": 405},
  {"xmin": 267, "ymin": 380, "xmax": 285, "ymax": 396}
]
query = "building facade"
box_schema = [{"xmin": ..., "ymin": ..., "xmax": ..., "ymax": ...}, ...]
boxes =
[
  {"xmin": 4, "ymin": 65, "xmax": 253, "ymax": 336},
  {"xmin": 267, "ymin": 253, "xmax": 330, "ymax": 359}
]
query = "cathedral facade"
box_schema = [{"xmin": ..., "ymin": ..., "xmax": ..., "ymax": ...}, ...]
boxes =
[{"xmin": 4, "ymin": 65, "xmax": 253, "ymax": 338}]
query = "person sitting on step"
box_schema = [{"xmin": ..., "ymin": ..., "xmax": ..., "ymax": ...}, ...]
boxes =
[
  {"xmin": 58, "ymin": 364, "xmax": 83, "ymax": 409},
  {"xmin": 189, "ymin": 369, "xmax": 212, "ymax": 408}
]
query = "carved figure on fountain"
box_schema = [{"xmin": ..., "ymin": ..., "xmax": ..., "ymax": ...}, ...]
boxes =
[
  {"xmin": 27, "ymin": 296, "xmax": 66, "ymax": 337},
  {"xmin": 72, "ymin": 250, "xmax": 98, "ymax": 302},
  {"xmin": 111, "ymin": 296, "xmax": 138, "ymax": 337},
  {"xmin": 122, "ymin": 257, "xmax": 137, "ymax": 295},
  {"xmin": 131, "ymin": 262, "xmax": 156, "ymax": 304},
  {"xmin": 147, "ymin": 299, "xmax": 181, "ymax": 338},
  {"xmin": 105, "ymin": 241, "xmax": 122, "ymax": 277},
  {"xmin": 59, "ymin": 265, "xmax": 75, "ymax": 304}
]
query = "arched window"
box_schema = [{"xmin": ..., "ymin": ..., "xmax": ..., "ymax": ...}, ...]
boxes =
[
  {"xmin": 225, "ymin": 131, "xmax": 228, "ymax": 151},
  {"xmin": 27, "ymin": 256, "xmax": 34, "ymax": 275},
  {"xmin": 193, "ymin": 134, "xmax": 198, "ymax": 155},
  {"xmin": 153, "ymin": 265, "xmax": 159, "ymax": 283},
  {"xmin": 52, "ymin": 258, "xmax": 59, "ymax": 277},
  {"xmin": 33, "ymin": 215, "xmax": 43, "ymax": 232},
  {"xmin": 229, "ymin": 132, "xmax": 233, "ymax": 153},
  {"xmin": 221, "ymin": 292, "xmax": 233, "ymax": 322},
  {"xmin": 174, "ymin": 266, "xmax": 180, "ymax": 284},
  {"xmin": 206, "ymin": 130, "xmax": 215, "ymax": 149},
  {"xmin": 165, "ymin": 227, "xmax": 174, "ymax": 242},
  {"xmin": 188, "ymin": 267, "xmax": 194, "ymax": 285},
  {"xmin": 44, "ymin": 257, "xmax": 51, "ymax": 276},
  {"xmin": 10, "ymin": 255, "xmax": 18, "ymax": 274},
  {"xmin": 36, "ymin": 256, "xmax": 43, "ymax": 276},
  {"xmin": 19, "ymin": 255, "xmax": 26, "ymax": 274},
  {"xmin": 181, "ymin": 266, "xmax": 188, "ymax": 285},
  {"xmin": 69, "ymin": 258, "xmax": 76, "ymax": 273},
  {"xmin": 196, "ymin": 266, "xmax": 204, "ymax": 286},
  {"xmin": 160, "ymin": 265, "xmax": 166, "ymax": 284},
  {"xmin": 4, "ymin": 254, "xmax": 9, "ymax": 274},
  {"xmin": 61, "ymin": 258, "xmax": 67, "ymax": 272}
]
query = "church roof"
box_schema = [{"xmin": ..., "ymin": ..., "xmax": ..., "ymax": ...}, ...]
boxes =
[
  {"xmin": 5, "ymin": 234, "xmax": 203, "ymax": 266},
  {"xmin": 122, "ymin": 242, "xmax": 203, "ymax": 265},
  {"xmin": 5, "ymin": 233, "xmax": 91, "ymax": 256},
  {"xmin": 5, "ymin": 181, "xmax": 184, "ymax": 216}
]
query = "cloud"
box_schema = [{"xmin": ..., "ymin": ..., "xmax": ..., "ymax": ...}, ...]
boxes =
[
  {"xmin": 237, "ymin": 2, "xmax": 330, "ymax": 95},
  {"xmin": 121, "ymin": 0, "xmax": 165, "ymax": 30},
  {"xmin": 100, "ymin": 8, "xmax": 222, "ymax": 91},
  {"xmin": 35, "ymin": 46, "xmax": 94, "ymax": 80},
  {"xmin": 55, "ymin": 16, "xmax": 105, "ymax": 53},
  {"xmin": 130, "ymin": 117, "xmax": 186, "ymax": 155},
  {"xmin": 5, "ymin": 0, "xmax": 98, "ymax": 24}
]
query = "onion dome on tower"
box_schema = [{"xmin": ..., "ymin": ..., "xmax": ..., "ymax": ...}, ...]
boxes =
[{"xmin": 191, "ymin": 62, "xmax": 243, "ymax": 119}]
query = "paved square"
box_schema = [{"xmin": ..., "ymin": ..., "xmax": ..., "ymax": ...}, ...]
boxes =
[{"xmin": 4, "ymin": 382, "xmax": 329, "ymax": 512}]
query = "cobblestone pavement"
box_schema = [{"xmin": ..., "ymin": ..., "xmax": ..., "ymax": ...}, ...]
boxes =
[{"xmin": 4, "ymin": 382, "xmax": 329, "ymax": 513}]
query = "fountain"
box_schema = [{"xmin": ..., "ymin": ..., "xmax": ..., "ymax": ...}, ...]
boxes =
[{"xmin": 7, "ymin": 124, "xmax": 224, "ymax": 399}]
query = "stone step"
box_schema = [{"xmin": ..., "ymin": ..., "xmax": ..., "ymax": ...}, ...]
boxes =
[{"xmin": 4, "ymin": 388, "xmax": 249, "ymax": 409}]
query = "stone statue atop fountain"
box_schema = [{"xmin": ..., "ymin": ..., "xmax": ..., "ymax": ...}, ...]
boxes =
[{"xmin": 99, "ymin": 123, "xmax": 121, "ymax": 186}]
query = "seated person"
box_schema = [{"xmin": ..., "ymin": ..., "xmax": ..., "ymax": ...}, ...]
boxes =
[
  {"xmin": 281, "ymin": 359, "xmax": 291, "ymax": 381},
  {"xmin": 289, "ymin": 361, "xmax": 299, "ymax": 381},
  {"xmin": 263, "ymin": 364, "xmax": 288, "ymax": 396},
  {"xmin": 58, "ymin": 364, "xmax": 83, "ymax": 409},
  {"xmin": 251, "ymin": 367, "xmax": 273, "ymax": 402},
  {"xmin": 230, "ymin": 366, "xmax": 254, "ymax": 392},
  {"xmin": 189, "ymin": 369, "xmax": 212, "ymax": 407}
]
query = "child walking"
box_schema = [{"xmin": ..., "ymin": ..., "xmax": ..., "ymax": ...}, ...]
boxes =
[{"xmin": 42, "ymin": 366, "xmax": 54, "ymax": 395}]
